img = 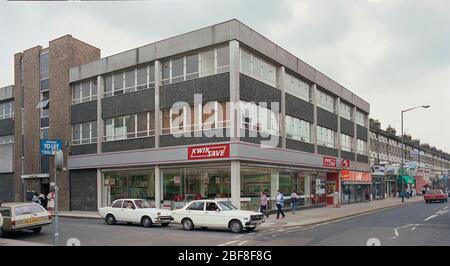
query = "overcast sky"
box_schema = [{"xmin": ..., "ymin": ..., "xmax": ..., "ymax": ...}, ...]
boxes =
[{"xmin": 0, "ymin": 0, "xmax": 449, "ymax": 152}]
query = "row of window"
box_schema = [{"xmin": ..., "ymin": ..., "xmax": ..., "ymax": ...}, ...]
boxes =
[
  {"xmin": 105, "ymin": 112, "xmax": 154, "ymax": 141},
  {"xmin": 316, "ymin": 90, "xmax": 335, "ymax": 113},
  {"xmin": 285, "ymin": 72, "xmax": 310, "ymax": 103},
  {"xmin": 0, "ymin": 101, "xmax": 14, "ymax": 120},
  {"xmin": 240, "ymin": 101, "xmax": 279, "ymax": 136},
  {"xmin": 341, "ymin": 134, "xmax": 353, "ymax": 152},
  {"xmin": 240, "ymin": 47, "xmax": 277, "ymax": 87},
  {"xmin": 104, "ymin": 64, "xmax": 153, "ymax": 98},
  {"xmin": 72, "ymin": 79, "xmax": 98, "ymax": 104},
  {"xmin": 0, "ymin": 86, "xmax": 13, "ymax": 101},
  {"xmin": 0, "ymin": 135, "xmax": 14, "ymax": 145},
  {"xmin": 285, "ymin": 115, "xmax": 311, "ymax": 143},
  {"xmin": 73, "ymin": 121, "xmax": 98, "ymax": 145},
  {"xmin": 162, "ymin": 45, "xmax": 229, "ymax": 85}
]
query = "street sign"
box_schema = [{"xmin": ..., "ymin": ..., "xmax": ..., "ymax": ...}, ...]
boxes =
[
  {"xmin": 342, "ymin": 159, "xmax": 351, "ymax": 168},
  {"xmin": 40, "ymin": 139, "xmax": 62, "ymax": 156}
]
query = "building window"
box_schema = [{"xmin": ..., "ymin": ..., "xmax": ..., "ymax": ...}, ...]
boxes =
[
  {"xmin": 0, "ymin": 135, "xmax": 14, "ymax": 145},
  {"xmin": 72, "ymin": 121, "xmax": 97, "ymax": 145},
  {"xmin": 40, "ymin": 52, "xmax": 49, "ymax": 80},
  {"xmin": 40, "ymin": 127, "xmax": 49, "ymax": 139},
  {"xmin": 317, "ymin": 126, "xmax": 336, "ymax": 148},
  {"xmin": 104, "ymin": 63, "xmax": 155, "ymax": 98},
  {"xmin": 0, "ymin": 86, "xmax": 13, "ymax": 101},
  {"xmin": 356, "ymin": 110, "xmax": 367, "ymax": 126},
  {"xmin": 72, "ymin": 79, "xmax": 98, "ymax": 104},
  {"xmin": 104, "ymin": 112, "xmax": 154, "ymax": 141},
  {"xmin": 285, "ymin": 115, "xmax": 311, "ymax": 143},
  {"xmin": 240, "ymin": 47, "xmax": 276, "ymax": 87},
  {"xmin": 0, "ymin": 101, "xmax": 14, "ymax": 120},
  {"xmin": 341, "ymin": 134, "xmax": 353, "ymax": 152},
  {"xmin": 356, "ymin": 139, "xmax": 367, "ymax": 154},
  {"xmin": 40, "ymin": 91, "xmax": 49, "ymax": 118},
  {"xmin": 316, "ymin": 89, "xmax": 335, "ymax": 113},
  {"xmin": 340, "ymin": 101, "xmax": 352, "ymax": 120},
  {"xmin": 285, "ymin": 72, "xmax": 310, "ymax": 102},
  {"xmin": 240, "ymin": 101, "xmax": 279, "ymax": 136}
]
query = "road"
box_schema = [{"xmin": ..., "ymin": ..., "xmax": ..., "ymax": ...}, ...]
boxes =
[{"xmin": 1, "ymin": 200, "xmax": 449, "ymax": 246}]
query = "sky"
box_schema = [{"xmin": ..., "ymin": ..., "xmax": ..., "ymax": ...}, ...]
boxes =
[{"xmin": 0, "ymin": 0, "xmax": 449, "ymax": 152}]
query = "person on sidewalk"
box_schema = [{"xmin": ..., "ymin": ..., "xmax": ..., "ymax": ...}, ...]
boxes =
[
  {"xmin": 259, "ymin": 191, "xmax": 269, "ymax": 218},
  {"xmin": 47, "ymin": 190, "xmax": 55, "ymax": 213},
  {"xmin": 333, "ymin": 190, "xmax": 340, "ymax": 208},
  {"xmin": 290, "ymin": 191, "xmax": 299, "ymax": 214},
  {"xmin": 276, "ymin": 190, "xmax": 285, "ymax": 219}
]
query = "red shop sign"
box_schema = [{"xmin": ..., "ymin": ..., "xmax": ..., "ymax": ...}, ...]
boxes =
[
  {"xmin": 188, "ymin": 144, "xmax": 230, "ymax": 160},
  {"xmin": 323, "ymin": 157, "xmax": 337, "ymax": 167},
  {"xmin": 341, "ymin": 159, "xmax": 351, "ymax": 168}
]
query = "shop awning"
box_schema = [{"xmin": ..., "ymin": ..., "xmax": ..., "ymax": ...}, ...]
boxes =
[{"xmin": 397, "ymin": 175, "xmax": 415, "ymax": 184}]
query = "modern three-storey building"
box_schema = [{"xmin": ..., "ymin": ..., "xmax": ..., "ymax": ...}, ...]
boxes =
[
  {"xmin": 0, "ymin": 85, "xmax": 15, "ymax": 202},
  {"xmin": 67, "ymin": 20, "xmax": 371, "ymax": 211}
]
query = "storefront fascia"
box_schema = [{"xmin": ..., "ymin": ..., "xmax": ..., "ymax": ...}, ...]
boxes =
[{"xmin": 340, "ymin": 170, "xmax": 372, "ymax": 204}]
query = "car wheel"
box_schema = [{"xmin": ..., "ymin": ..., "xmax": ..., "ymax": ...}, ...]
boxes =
[
  {"xmin": 141, "ymin": 216, "xmax": 153, "ymax": 228},
  {"xmin": 32, "ymin": 227, "xmax": 42, "ymax": 233},
  {"xmin": 161, "ymin": 223, "xmax": 170, "ymax": 227},
  {"xmin": 182, "ymin": 218, "xmax": 194, "ymax": 230},
  {"xmin": 246, "ymin": 227, "xmax": 256, "ymax": 232},
  {"xmin": 229, "ymin": 220, "xmax": 243, "ymax": 233},
  {"xmin": 106, "ymin": 214, "xmax": 116, "ymax": 225}
]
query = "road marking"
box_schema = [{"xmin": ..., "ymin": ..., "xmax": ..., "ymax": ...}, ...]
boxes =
[
  {"xmin": 218, "ymin": 240, "xmax": 238, "ymax": 246},
  {"xmin": 272, "ymin": 234, "xmax": 277, "ymax": 237},
  {"xmin": 411, "ymin": 224, "xmax": 422, "ymax": 231},
  {"xmin": 444, "ymin": 206, "xmax": 448, "ymax": 210},
  {"xmin": 238, "ymin": 240, "xmax": 248, "ymax": 246},
  {"xmin": 389, "ymin": 224, "xmax": 420, "ymax": 240},
  {"xmin": 424, "ymin": 215, "xmax": 438, "ymax": 221},
  {"xmin": 60, "ymin": 223, "xmax": 109, "ymax": 230}
]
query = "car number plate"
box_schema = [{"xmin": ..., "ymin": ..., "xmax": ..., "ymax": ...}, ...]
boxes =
[{"xmin": 27, "ymin": 217, "xmax": 47, "ymax": 224}]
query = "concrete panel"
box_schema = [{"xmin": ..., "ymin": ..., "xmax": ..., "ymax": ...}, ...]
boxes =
[
  {"xmin": 357, "ymin": 124, "xmax": 368, "ymax": 141},
  {"xmin": 105, "ymin": 49, "xmax": 138, "ymax": 73},
  {"xmin": 286, "ymin": 138, "xmax": 314, "ymax": 153},
  {"xmin": 341, "ymin": 150, "xmax": 355, "ymax": 161},
  {"xmin": 238, "ymin": 23, "xmax": 278, "ymax": 62},
  {"xmin": 317, "ymin": 107, "xmax": 338, "ymax": 131},
  {"xmin": 276, "ymin": 47, "xmax": 297, "ymax": 73},
  {"xmin": 138, "ymin": 43, "xmax": 156, "ymax": 64},
  {"xmin": 102, "ymin": 89, "xmax": 155, "ymax": 119},
  {"xmin": 0, "ymin": 144, "xmax": 13, "ymax": 173},
  {"xmin": 0, "ymin": 173, "xmax": 15, "ymax": 202},
  {"xmin": 340, "ymin": 88, "xmax": 354, "ymax": 106},
  {"xmin": 285, "ymin": 94, "xmax": 314, "ymax": 123},
  {"xmin": 353, "ymin": 94, "xmax": 370, "ymax": 113},
  {"xmin": 155, "ymin": 27, "xmax": 215, "ymax": 60},
  {"xmin": 70, "ymin": 169, "xmax": 97, "ymax": 211},
  {"xmin": 239, "ymin": 74, "xmax": 281, "ymax": 104},
  {"xmin": 160, "ymin": 73, "xmax": 230, "ymax": 109},
  {"xmin": 102, "ymin": 137, "xmax": 155, "ymax": 153},
  {"xmin": 70, "ymin": 144, "xmax": 97, "ymax": 156},
  {"xmin": 160, "ymin": 133, "xmax": 230, "ymax": 147},
  {"xmin": 317, "ymin": 145, "xmax": 339, "ymax": 157},
  {"xmin": 340, "ymin": 117, "xmax": 355, "ymax": 137},
  {"xmin": 0, "ymin": 118, "xmax": 14, "ymax": 136},
  {"xmin": 71, "ymin": 100, "xmax": 97, "ymax": 124}
]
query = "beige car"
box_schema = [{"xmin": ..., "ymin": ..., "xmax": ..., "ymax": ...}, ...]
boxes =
[{"xmin": 0, "ymin": 202, "xmax": 52, "ymax": 234}]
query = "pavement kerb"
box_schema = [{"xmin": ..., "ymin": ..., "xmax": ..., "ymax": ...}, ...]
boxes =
[{"xmin": 268, "ymin": 199, "xmax": 422, "ymax": 228}]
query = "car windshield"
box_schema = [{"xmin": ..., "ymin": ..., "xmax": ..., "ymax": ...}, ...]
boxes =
[
  {"xmin": 134, "ymin": 200, "xmax": 152, "ymax": 209},
  {"xmin": 217, "ymin": 201, "xmax": 238, "ymax": 211}
]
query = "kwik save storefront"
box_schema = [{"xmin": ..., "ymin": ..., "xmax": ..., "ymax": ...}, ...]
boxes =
[{"xmin": 68, "ymin": 142, "xmax": 371, "ymax": 211}]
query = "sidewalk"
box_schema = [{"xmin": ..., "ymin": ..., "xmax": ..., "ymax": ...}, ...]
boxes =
[
  {"xmin": 260, "ymin": 196, "xmax": 423, "ymax": 228},
  {"xmin": 0, "ymin": 238, "xmax": 50, "ymax": 246}
]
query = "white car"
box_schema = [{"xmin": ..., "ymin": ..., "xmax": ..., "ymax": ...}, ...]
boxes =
[
  {"xmin": 99, "ymin": 199, "xmax": 173, "ymax": 227},
  {"xmin": 171, "ymin": 199, "xmax": 265, "ymax": 233},
  {"xmin": 0, "ymin": 202, "xmax": 52, "ymax": 234}
]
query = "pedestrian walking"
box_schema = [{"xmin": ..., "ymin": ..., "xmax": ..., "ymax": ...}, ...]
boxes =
[
  {"xmin": 276, "ymin": 190, "xmax": 285, "ymax": 219},
  {"xmin": 47, "ymin": 190, "xmax": 55, "ymax": 213},
  {"xmin": 290, "ymin": 191, "xmax": 299, "ymax": 214},
  {"xmin": 333, "ymin": 190, "xmax": 340, "ymax": 208},
  {"xmin": 259, "ymin": 191, "xmax": 269, "ymax": 218},
  {"xmin": 32, "ymin": 192, "xmax": 40, "ymax": 204},
  {"xmin": 39, "ymin": 192, "xmax": 47, "ymax": 209}
]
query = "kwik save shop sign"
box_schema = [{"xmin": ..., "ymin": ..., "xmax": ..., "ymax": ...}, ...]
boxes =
[{"xmin": 188, "ymin": 144, "xmax": 230, "ymax": 160}]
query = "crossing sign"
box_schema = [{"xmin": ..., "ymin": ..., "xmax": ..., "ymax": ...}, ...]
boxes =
[{"xmin": 40, "ymin": 139, "xmax": 62, "ymax": 156}]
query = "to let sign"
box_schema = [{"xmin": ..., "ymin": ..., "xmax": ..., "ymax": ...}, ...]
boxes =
[
  {"xmin": 188, "ymin": 144, "xmax": 230, "ymax": 160},
  {"xmin": 323, "ymin": 157, "xmax": 337, "ymax": 167},
  {"xmin": 40, "ymin": 139, "xmax": 62, "ymax": 156}
]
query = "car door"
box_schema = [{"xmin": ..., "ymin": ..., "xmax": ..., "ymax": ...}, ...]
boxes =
[
  {"xmin": 13, "ymin": 205, "xmax": 33, "ymax": 230},
  {"xmin": 203, "ymin": 202, "xmax": 222, "ymax": 227},
  {"xmin": 119, "ymin": 200, "xmax": 139, "ymax": 223},
  {"xmin": 185, "ymin": 201, "xmax": 205, "ymax": 226},
  {"xmin": 108, "ymin": 200, "xmax": 123, "ymax": 220}
]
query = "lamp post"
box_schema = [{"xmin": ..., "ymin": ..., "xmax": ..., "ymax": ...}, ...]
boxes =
[{"xmin": 401, "ymin": 105, "xmax": 430, "ymax": 202}]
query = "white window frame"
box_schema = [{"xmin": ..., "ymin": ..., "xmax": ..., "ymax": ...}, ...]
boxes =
[{"xmin": 104, "ymin": 112, "xmax": 153, "ymax": 141}]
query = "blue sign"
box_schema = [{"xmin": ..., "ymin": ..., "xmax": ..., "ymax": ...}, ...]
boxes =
[{"xmin": 40, "ymin": 139, "xmax": 62, "ymax": 156}]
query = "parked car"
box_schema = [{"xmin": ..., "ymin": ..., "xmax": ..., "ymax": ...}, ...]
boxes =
[
  {"xmin": 99, "ymin": 199, "xmax": 173, "ymax": 227},
  {"xmin": 424, "ymin": 190, "xmax": 448, "ymax": 203},
  {"xmin": 171, "ymin": 199, "xmax": 265, "ymax": 233},
  {"xmin": 0, "ymin": 202, "xmax": 52, "ymax": 234}
]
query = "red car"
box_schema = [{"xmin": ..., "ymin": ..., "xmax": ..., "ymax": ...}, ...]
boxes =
[{"xmin": 424, "ymin": 190, "xmax": 448, "ymax": 203}]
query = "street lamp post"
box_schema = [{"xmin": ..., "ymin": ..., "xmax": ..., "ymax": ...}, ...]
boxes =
[{"xmin": 401, "ymin": 105, "xmax": 430, "ymax": 202}]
